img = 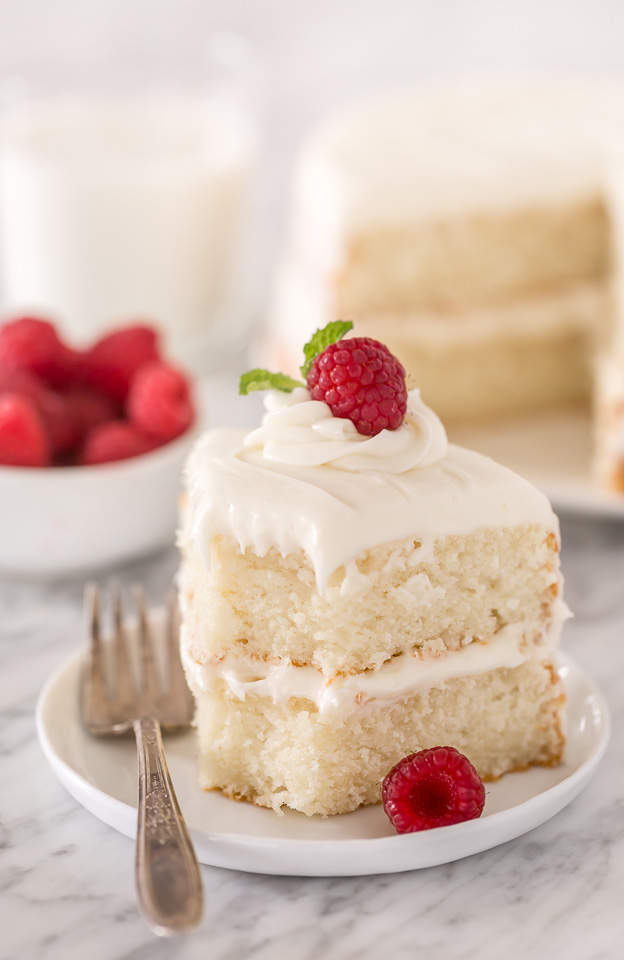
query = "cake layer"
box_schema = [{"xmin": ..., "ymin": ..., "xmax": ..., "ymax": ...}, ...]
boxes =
[
  {"xmin": 269, "ymin": 257, "xmax": 609, "ymax": 423},
  {"xmin": 180, "ymin": 525, "xmax": 562, "ymax": 675},
  {"xmin": 354, "ymin": 284, "xmax": 607, "ymax": 421},
  {"xmin": 181, "ymin": 397, "xmax": 562, "ymax": 673},
  {"xmin": 188, "ymin": 657, "xmax": 565, "ymax": 816},
  {"xmin": 183, "ymin": 420, "xmax": 557, "ymax": 595},
  {"xmin": 335, "ymin": 201, "xmax": 608, "ymax": 314}
]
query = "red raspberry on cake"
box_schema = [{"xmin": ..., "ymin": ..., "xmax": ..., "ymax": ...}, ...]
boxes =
[
  {"xmin": 128, "ymin": 360, "xmax": 194, "ymax": 442},
  {"xmin": 307, "ymin": 336, "xmax": 407, "ymax": 437},
  {"xmin": 239, "ymin": 320, "xmax": 408, "ymax": 437},
  {"xmin": 82, "ymin": 324, "xmax": 161, "ymax": 402},
  {"xmin": 382, "ymin": 746, "xmax": 486, "ymax": 833},
  {"xmin": 0, "ymin": 393, "xmax": 51, "ymax": 467},
  {"xmin": 0, "ymin": 316, "xmax": 77, "ymax": 389}
]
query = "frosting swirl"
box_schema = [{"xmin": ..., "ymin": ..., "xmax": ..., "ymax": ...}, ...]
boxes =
[{"xmin": 242, "ymin": 387, "xmax": 448, "ymax": 474}]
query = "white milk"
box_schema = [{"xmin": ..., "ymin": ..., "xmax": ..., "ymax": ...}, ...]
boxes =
[{"xmin": 0, "ymin": 96, "xmax": 255, "ymax": 364}]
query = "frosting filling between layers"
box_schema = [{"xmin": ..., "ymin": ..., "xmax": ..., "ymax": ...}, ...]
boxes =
[{"xmin": 181, "ymin": 616, "xmax": 564, "ymax": 719}]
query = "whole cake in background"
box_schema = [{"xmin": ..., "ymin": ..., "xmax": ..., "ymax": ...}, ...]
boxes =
[
  {"xmin": 268, "ymin": 79, "xmax": 624, "ymax": 493},
  {"xmin": 178, "ymin": 325, "xmax": 568, "ymax": 817}
]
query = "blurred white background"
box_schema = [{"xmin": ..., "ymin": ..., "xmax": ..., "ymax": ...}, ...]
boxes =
[{"xmin": 2, "ymin": 0, "xmax": 624, "ymax": 325}]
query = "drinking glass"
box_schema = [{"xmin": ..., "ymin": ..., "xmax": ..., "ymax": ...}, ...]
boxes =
[{"xmin": 0, "ymin": 33, "xmax": 259, "ymax": 371}]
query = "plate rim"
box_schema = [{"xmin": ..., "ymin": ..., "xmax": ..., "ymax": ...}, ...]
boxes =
[
  {"xmin": 36, "ymin": 648, "xmax": 611, "ymax": 872},
  {"xmin": 447, "ymin": 411, "xmax": 624, "ymax": 522}
]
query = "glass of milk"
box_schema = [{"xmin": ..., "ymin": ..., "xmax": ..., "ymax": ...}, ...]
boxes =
[{"xmin": 0, "ymin": 39, "xmax": 257, "ymax": 371}]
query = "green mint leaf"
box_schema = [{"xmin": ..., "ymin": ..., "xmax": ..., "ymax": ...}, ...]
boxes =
[
  {"xmin": 300, "ymin": 320, "xmax": 354, "ymax": 379},
  {"xmin": 239, "ymin": 368, "xmax": 305, "ymax": 395}
]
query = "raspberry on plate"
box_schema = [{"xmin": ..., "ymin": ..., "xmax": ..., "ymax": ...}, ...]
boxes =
[
  {"xmin": 82, "ymin": 421, "xmax": 154, "ymax": 466},
  {"xmin": 128, "ymin": 360, "xmax": 194, "ymax": 442},
  {"xmin": 0, "ymin": 316, "xmax": 77, "ymax": 388},
  {"xmin": 0, "ymin": 393, "xmax": 51, "ymax": 467},
  {"xmin": 82, "ymin": 324, "xmax": 160, "ymax": 402},
  {"xmin": 307, "ymin": 336, "xmax": 408, "ymax": 436},
  {"xmin": 382, "ymin": 746, "xmax": 486, "ymax": 833}
]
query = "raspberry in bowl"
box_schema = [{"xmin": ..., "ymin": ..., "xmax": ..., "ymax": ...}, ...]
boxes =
[{"xmin": 0, "ymin": 317, "xmax": 197, "ymax": 576}]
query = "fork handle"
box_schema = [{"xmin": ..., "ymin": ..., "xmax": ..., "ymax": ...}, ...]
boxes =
[{"xmin": 134, "ymin": 717, "xmax": 203, "ymax": 935}]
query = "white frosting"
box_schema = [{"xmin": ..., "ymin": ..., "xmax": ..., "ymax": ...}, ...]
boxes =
[
  {"xmin": 293, "ymin": 80, "xmax": 624, "ymax": 233},
  {"xmin": 185, "ymin": 421, "xmax": 557, "ymax": 592},
  {"xmin": 181, "ymin": 618, "xmax": 561, "ymax": 719},
  {"xmin": 243, "ymin": 387, "xmax": 448, "ymax": 473}
]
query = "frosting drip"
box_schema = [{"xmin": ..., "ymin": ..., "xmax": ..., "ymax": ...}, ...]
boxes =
[
  {"xmin": 184, "ymin": 370, "xmax": 559, "ymax": 592},
  {"xmin": 185, "ymin": 429, "xmax": 557, "ymax": 593},
  {"xmin": 243, "ymin": 387, "xmax": 448, "ymax": 473}
]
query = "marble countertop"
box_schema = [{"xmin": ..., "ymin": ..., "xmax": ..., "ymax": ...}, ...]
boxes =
[{"xmin": 1, "ymin": 471, "xmax": 624, "ymax": 959}]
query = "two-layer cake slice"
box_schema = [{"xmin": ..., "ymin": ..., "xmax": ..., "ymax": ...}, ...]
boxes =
[{"xmin": 178, "ymin": 384, "xmax": 567, "ymax": 817}]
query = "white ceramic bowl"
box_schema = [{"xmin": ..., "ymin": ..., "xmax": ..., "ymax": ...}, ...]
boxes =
[{"xmin": 0, "ymin": 430, "xmax": 196, "ymax": 578}]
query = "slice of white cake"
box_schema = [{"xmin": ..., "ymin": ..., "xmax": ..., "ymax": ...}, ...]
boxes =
[{"xmin": 179, "ymin": 383, "xmax": 567, "ymax": 816}]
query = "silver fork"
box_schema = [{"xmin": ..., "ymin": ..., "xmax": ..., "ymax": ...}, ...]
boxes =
[{"xmin": 80, "ymin": 581, "xmax": 203, "ymax": 936}]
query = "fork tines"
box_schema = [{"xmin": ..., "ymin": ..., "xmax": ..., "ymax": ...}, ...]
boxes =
[{"xmin": 81, "ymin": 581, "xmax": 192, "ymax": 735}]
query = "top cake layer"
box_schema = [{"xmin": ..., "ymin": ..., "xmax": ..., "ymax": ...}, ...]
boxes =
[
  {"xmin": 180, "ymin": 388, "xmax": 564, "ymax": 674},
  {"xmin": 184, "ymin": 388, "xmax": 557, "ymax": 592}
]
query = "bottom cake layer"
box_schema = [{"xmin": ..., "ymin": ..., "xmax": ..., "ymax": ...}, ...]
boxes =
[{"xmin": 188, "ymin": 659, "xmax": 565, "ymax": 817}]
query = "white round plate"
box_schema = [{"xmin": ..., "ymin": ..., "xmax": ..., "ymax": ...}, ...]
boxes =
[
  {"xmin": 449, "ymin": 409, "xmax": 624, "ymax": 520},
  {"xmin": 37, "ymin": 650, "xmax": 609, "ymax": 877}
]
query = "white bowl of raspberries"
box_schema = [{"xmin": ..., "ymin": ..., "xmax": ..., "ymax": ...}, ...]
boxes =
[{"xmin": 0, "ymin": 317, "xmax": 197, "ymax": 577}]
